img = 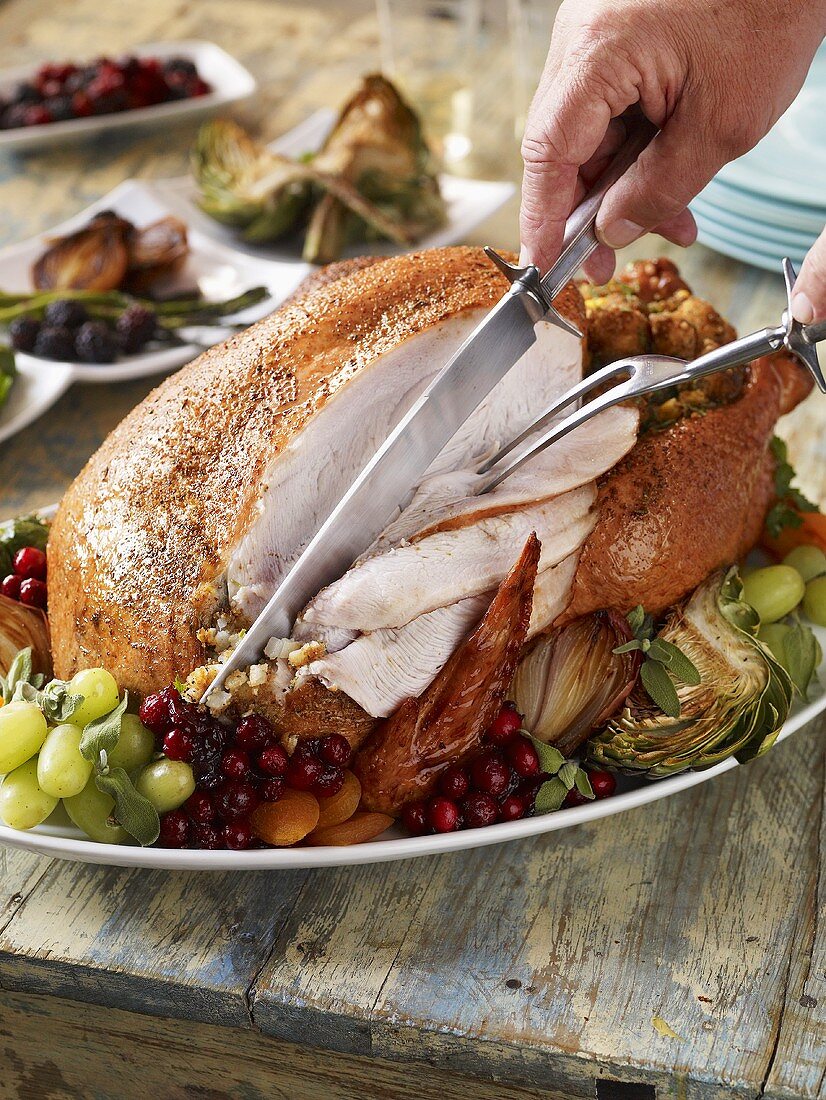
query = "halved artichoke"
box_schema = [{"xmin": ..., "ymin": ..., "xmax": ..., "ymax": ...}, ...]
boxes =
[{"xmin": 587, "ymin": 568, "xmax": 794, "ymax": 777}]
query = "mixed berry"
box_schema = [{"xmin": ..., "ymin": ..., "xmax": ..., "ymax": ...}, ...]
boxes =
[
  {"xmin": 0, "ymin": 55, "xmax": 211, "ymax": 130},
  {"xmin": 401, "ymin": 702, "xmax": 617, "ymax": 836},
  {"xmin": 1, "ymin": 545, "xmax": 47, "ymax": 609},
  {"xmin": 138, "ymin": 685, "xmax": 354, "ymax": 850},
  {"xmin": 9, "ymin": 301, "xmax": 157, "ymax": 363}
]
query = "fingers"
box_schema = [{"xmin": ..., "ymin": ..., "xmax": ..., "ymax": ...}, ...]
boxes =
[
  {"xmin": 595, "ymin": 106, "xmax": 737, "ymax": 249},
  {"xmin": 792, "ymin": 227, "xmax": 826, "ymax": 323},
  {"xmin": 654, "ymin": 207, "xmax": 698, "ymax": 247},
  {"xmin": 581, "ymin": 245, "xmax": 616, "ymax": 285},
  {"xmin": 520, "ymin": 70, "xmax": 617, "ymax": 271}
]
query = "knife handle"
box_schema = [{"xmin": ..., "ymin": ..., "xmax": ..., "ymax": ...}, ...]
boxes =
[{"xmin": 540, "ymin": 115, "xmax": 659, "ymax": 300}]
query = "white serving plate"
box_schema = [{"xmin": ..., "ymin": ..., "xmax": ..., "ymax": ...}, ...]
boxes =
[
  {"xmin": 690, "ymin": 195, "xmax": 817, "ymax": 251},
  {"xmin": 0, "ymin": 178, "xmax": 310, "ymax": 444},
  {"xmin": 0, "ymin": 511, "xmax": 822, "ymax": 870},
  {"xmin": 0, "ymin": 40, "xmax": 256, "ymax": 152},
  {"xmin": 154, "ymin": 108, "xmax": 516, "ymax": 264}
]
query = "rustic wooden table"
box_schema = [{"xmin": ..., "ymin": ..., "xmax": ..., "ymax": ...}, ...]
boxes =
[{"xmin": 0, "ymin": 3, "xmax": 824, "ymax": 1098}]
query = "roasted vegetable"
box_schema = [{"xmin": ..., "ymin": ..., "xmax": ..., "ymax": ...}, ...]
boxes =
[
  {"xmin": 510, "ymin": 611, "xmax": 641, "ymax": 757},
  {"xmin": 192, "ymin": 74, "xmax": 446, "ymax": 263},
  {"xmin": 33, "ymin": 217, "xmax": 131, "ymax": 292},
  {"xmin": 0, "ymin": 600, "xmax": 51, "ymax": 683},
  {"xmin": 587, "ymin": 568, "xmax": 794, "ymax": 777},
  {"xmin": 355, "ymin": 534, "xmax": 539, "ymax": 814}
]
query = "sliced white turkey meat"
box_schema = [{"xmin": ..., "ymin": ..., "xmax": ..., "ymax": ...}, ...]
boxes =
[
  {"xmin": 304, "ymin": 551, "xmax": 581, "ymax": 716},
  {"xmin": 301, "ymin": 485, "xmax": 597, "ymax": 632}
]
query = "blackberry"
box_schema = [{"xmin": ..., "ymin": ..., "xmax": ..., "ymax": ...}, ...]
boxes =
[
  {"xmin": 164, "ymin": 57, "xmax": 198, "ymax": 79},
  {"xmin": 43, "ymin": 298, "xmax": 88, "ymax": 329},
  {"xmin": 74, "ymin": 321, "xmax": 117, "ymax": 364},
  {"xmin": 13, "ymin": 81, "xmax": 40, "ymax": 105},
  {"xmin": 8, "ymin": 316, "xmax": 41, "ymax": 353},
  {"xmin": 115, "ymin": 304, "xmax": 157, "ymax": 354},
  {"xmin": 34, "ymin": 325, "xmax": 75, "ymax": 361},
  {"xmin": 45, "ymin": 95, "xmax": 74, "ymax": 122}
]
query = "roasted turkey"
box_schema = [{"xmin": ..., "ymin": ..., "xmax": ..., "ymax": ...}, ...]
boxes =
[{"xmin": 48, "ymin": 248, "xmax": 812, "ymax": 756}]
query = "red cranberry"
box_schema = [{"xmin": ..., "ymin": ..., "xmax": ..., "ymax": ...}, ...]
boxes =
[
  {"xmin": 588, "ymin": 769, "xmax": 617, "ymax": 800},
  {"xmin": 193, "ymin": 762, "xmax": 222, "ymax": 791},
  {"xmin": 24, "ymin": 105, "xmax": 52, "ymax": 126},
  {"xmin": 506, "ymin": 737, "xmax": 540, "ymax": 778},
  {"xmin": 313, "ymin": 766, "xmax": 344, "ymax": 798},
  {"xmin": 402, "ymin": 801, "xmax": 428, "ymax": 836},
  {"xmin": 461, "ymin": 792, "xmax": 498, "ymax": 829},
  {"xmin": 286, "ymin": 753, "xmax": 324, "ymax": 792},
  {"xmin": 191, "ymin": 823, "xmax": 222, "ymax": 850},
  {"xmin": 71, "ymin": 91, "xmax": 93, "ymax": 116},
  {"xmin": 517, "ymin": 778, "xmax": 545, "ymax": 811},
  {"xmin": 319, "ymin": 734, "xmax": 352, "ymax": 768},
  {"xmin": 163, "ymin": 726, "xmax": 194, "ymax": 762},
  {"xmin": 222, "ymin": 820, "xmax": 253, "ymax": 850},
  {"xmin": 259, "ymin": 776, "xmax": 285, "ymax": 802},
  {"xmin": 258, "ymin": 744, "xmax": 288, "ymax": 777},
  {"xmin": 166, "ymin": 690, "xmax": 195, "ymax": 730},
  {"xmin": 185, "ymin": 791, "xmax": 214, "ymax": 824},
  {"xmin": 215, "ymin": 780, "xmax": 260, "ymax": 821},
  {"xmin": 486, "ymin": 702, "xmax": 523, "ymax": 746},
  {"xmin": 138, "ymin": 690, "xmax": 172, "ymax": 735},
  {"xmin": 439, "ymin": 765, "xmax": 470, "ymax": 801},
  {"xmin": 158, "ymin": 810, "xmax": 189, "ymax": 848},
  {"xmin": 13, "ymin": 546, "xmax": 47, "ymax": 581},
  {"xmin": 19, "ymin": 578, "xmax": 47, "ymax": 609},
  {"xmin": 221, "ymin": 748, "xmax": 251, "ymax": 780},
  {"xmin": 498, "ymin": 795, "xmax": 526, "ymax": 823},
  {"xmin": 563, "ymin": 788, "xmax": 590, "ymax": 808},
  {"xmin": 470, "ymin": 749, "xmax": 510, "ymax": 796},
  {"xmin": 235, "ymin": 714, "xmax": 274, "ymax": 752},
  {"xmin": 1, "ymin": 574, "xmax": 21, "ymax": 600},
  {"xmin": 427, "ymin": 796, "xmax": 461, "ymax": 833}
]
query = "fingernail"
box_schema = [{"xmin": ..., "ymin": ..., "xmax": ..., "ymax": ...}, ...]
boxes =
[
  {"xmin": 518, "ymin": 245, "xmax": 530, "ymax": 266},
  {"xmin": 791, "ymin": 291, "xmax": 815, "ymax": 324},
  {"xmin": 597, "ymin": 218, "xmax": 645, "ymax": 249}
]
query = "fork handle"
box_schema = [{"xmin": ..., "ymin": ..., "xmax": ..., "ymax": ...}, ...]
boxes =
[{"xmin": 540, "ymin": 115, "xmax": 659, "ymax": 300}]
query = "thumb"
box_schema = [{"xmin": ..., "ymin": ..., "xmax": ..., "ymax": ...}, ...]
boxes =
[
  {"xmin": 595, "ymin": 109, "xmax": 737, "ymax": 249},
  {"xmin": 792, "ymin": 227, "xmax": 826, "ymax": 323}
]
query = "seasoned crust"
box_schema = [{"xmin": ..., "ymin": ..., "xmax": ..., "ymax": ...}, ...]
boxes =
[{"xmin": 48, "ymin": 246, "xmax": 584, "ymax": 695}]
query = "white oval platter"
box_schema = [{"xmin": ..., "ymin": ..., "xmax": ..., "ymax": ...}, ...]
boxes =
[{"xmin": 1, "ymin": 629, "xmax": 823, "ymax": 871}]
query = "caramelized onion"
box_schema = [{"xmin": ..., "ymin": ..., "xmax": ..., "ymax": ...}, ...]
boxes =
[
  {"xmin": 0, "ymin": 594, "xmax": 52, "ymax": 681},
  {"xmin": 32, "ymin": 221, "xmax": 130, "ymax": 291},
  {"xmin": 511, "ymin": 611, "xmax": 640, "ymax": 756}
]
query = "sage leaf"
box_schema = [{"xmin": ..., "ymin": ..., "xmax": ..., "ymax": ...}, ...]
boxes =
[
  {"xmin": 525, "ymin": 733, "xmax": 564, "ymax": 775},
  {"xmin": 533, "ymin": 776, "xmax": 568, "ymax": 814},
  {"xmin": 80, "ymin": 693, "xmax": 129, "ymax": 763},
  {"xmin": 574, "ymin": 768, "xmax": 595, "ymax": 799},
  {"xmin": 13, "ymin": 679, "xmax": 83, "ymax": 723},
  {"xmin": 557, "ymin": 761, "xmax": 579, "ymax": 791},
  {"xmin": 95, "ymin": 767, "xmax": 159, "ymax": 846},
  {"xmin": 783, "ymin": 622, "xmax": 819, "ymax": 699},
  {"xmin": 626, "ymin": 605, "xmax": 646, "ymax": 635},
  {"xmin": 640, "ymin": 659, "xmax": 681, "ymax": 718},
  {"xmin": 3, "ymin": 647, "xmax": 32, "ymax": 702},
  {"xmin": 613, "ymin": 639, "xmax": 643, "ymax": 655},
  {"xmin": 646, "ymin": 639, "xmax": 701, "ymax": 685}
]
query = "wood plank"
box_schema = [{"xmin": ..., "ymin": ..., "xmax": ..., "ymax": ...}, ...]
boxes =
[
  {"xmin": 0, "ymin": 988, "xmax": 554, "ymax": 1100},
  {"xmin": 763, "ymin": 749, "xmax": 826, "ymax": 1100},
  {"xmin": 0, "ymin": 862, "xmax": 310, "ymax": 1026},
  {"xmin": 0, "ymin": 848, "xmax": 51, "ymax": 936},
  {"xmin": 252, "ymin": 720, "xmax": 826, "ymax": 1099}
]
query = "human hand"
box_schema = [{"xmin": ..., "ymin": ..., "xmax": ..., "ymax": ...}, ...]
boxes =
[
  {"xmin": 792, "ymin": 226, "xmax": 826, "ymax": 322},
  {"xmin": 520, "ymin": 0, "xmax": 826, "ymax": 282}
]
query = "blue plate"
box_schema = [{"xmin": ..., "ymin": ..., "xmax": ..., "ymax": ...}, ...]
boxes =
[
  {"xmin": 695, "ymin": 217, "xmax": 806, "ymax": 274},
  {"xmin": 699, "ymin": 178, "xmax": 824, "ymax": 233},
  {"xmin": 690, "ymin": 195, "xmax": 817, "ymax": 250}
]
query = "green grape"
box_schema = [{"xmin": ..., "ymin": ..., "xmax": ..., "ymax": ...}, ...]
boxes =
[
  {"xmin": 0, "ymin": 757, "xmax": 59, "ymax": 831},
  {"xmin": 783, "ymin": 545, "xmax": 826, "ymax": 583},
  {"xmin": 63, "ymin": 776, "xmax": 129, "ymax": 845},
  {"xmin": 37, "ymin": 723, "xmax": 92, "ymax": 798},
  {"xmin": 135, "ymin": 759, "xmax": 195, "ymax": 813},
  {"xmin": 802, "ymin": 575, "xmax": 826, "ymax": 628},
  {"xmin": 742, "ymin": 565, "xmax": 805, "ymax": 624},
  {"xmin": 758, "ymin": 623, "xmax": 791, "ymax": 665},
  {"xmin": 0, "ymin": 700, "xmax": 48, "ymax": 774},
  {"xmin": 107, "ymin": 713, "xmax": 155, "ymax": 773},
  {"xmin": 68, "ymin": 668, "xmax": 121, "ymax": 727}
]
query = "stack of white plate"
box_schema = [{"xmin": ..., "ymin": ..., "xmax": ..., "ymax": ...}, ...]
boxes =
[{"xmin": 690, "ymin": 42, "xmax": 826, "ymax": 273}]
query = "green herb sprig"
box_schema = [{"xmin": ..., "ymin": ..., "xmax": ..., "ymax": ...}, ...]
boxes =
[
  {"xmin": 613, "ymin": 607, "xmax": 701, "ymax": 718},
  {"xmin": 766, "ymin": 436, "xmax": 819, "ymax": 539},
  {"xmin": 522, "ymin": 732, "xmax": 595, "ymax": 814}
]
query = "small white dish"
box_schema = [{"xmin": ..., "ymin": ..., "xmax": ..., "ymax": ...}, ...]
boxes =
[
  {"xmin": 0, "ymin": 41, "xmax": 256, "ymax": 153},
  {"xmin": 0, "ymin": 359, "xmax": 72, "ymax": 445},
  {"xmin": 154, "ymin": 108, "xmax": 516, "ymax": 264}
]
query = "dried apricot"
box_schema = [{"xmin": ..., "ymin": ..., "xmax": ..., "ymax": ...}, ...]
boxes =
[
  {"xmin": 306, "ymin": 811, "xmax": 394, "ymax": 847},
  {"xmin": 251, "ymin": 789, "xmax": 319, "ymax": 846},
  {"xmin": 316, "ymin": 770, "xmax": 361, "ymax": 830}
]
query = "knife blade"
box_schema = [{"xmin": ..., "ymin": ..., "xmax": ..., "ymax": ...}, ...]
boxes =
[{"xmin": 203, "ymin": 117, "xmax": 658, "ymax": 700}]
